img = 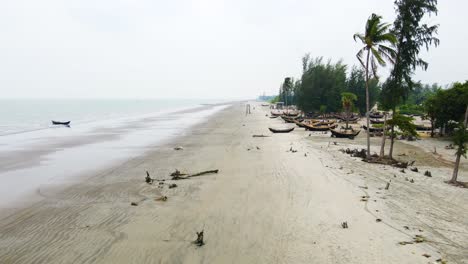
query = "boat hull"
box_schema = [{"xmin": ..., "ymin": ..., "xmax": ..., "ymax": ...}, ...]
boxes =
[
  {"xmin": 51, "ymin": 121, "xmax": 71, "ymax": 126},
  {"xmin": 269, "ymin": 127, "xmax": 295, "ymax": 133}
]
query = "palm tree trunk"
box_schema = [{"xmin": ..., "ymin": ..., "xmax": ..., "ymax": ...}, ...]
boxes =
[
  {"xmin": 430, "ymin": 117, "xmax": 435, "ymax": 138},
  {"xmin": 389, "ymin": 107, "xmax": 396, "ymax": 160},
  {"xmin": 345, "ymin": 108, "xmax": 349, "ymax": 129},
  {"xmin": 450, "ymin": 105, "xmax": 468, "ymax": 183},
  {"xmin": 365, "ymin": 49, "xmax": 371, "ymax": 160},
  {"xmin": 379, "ymin": 113, "xmax": 387, "ymax": 158}
]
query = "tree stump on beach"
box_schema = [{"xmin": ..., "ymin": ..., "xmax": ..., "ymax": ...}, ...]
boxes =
[{"xmin": 195, "ymin": 230, "xmax": 205, "ymax": 246}]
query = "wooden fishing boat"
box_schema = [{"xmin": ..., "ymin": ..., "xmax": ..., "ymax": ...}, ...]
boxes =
[
  {"xmin": 270, "ymin": 110, "xmax": 283, "ymax": 116},
  {"xmin": 303, "ymin": 123, "xmax": 337, "ymax": 131},
  {"xmin": 51, "ymin": 120, "xmax": 71, "ymax": 126},
  {"xmin": 369, "ymin": 112, "xmax": 384, "ymax": 119},
  {"xmin": 284, "ymin": 111, "xmax": 300, "ymax": 117},
  {"xmin": 269, "ymin": 116, "xmax": 279, "ymax": 119},
  {"xmin": 313, "ymin": 120, "xmax": 336, "ymax": 126},
  {"xmin": 370, "ymin": 119, "xmax": 385, "ymax": 124},
  {"xmin": 330, "ymin": 129, "xmax": 361, "ymax": 139},
  {"xmin": 281, "ymin": 115, "xmax": 303, "ymax": 123},
  {"xmin": 362, "ymin": 125, "xmax": 384, "ymax": 132},
  {"xmin": 294, "ymin": 119, "xmax": 307, "ymax": 128},
  {"xmin": 269, "ymin": 127, "xmax": 295, "ymax": 133},
  {"xmin": 334, "ymin": 114, "xmax": 359, "ymax": 122}
]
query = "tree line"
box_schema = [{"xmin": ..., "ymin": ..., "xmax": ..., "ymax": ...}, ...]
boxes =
[{"xmin": 271, "ymin": 0, "xmax": 467, "ymax": 184}]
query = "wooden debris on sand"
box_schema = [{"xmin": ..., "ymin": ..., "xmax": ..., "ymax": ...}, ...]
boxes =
[
  {"xmin": 194, "ymin": 230, "xmax": 205, "ymax": 247},
  {"xmin": 252, "ymin": 134, "xmax": 270, "ymax": 137},
  {"xmin": 155, "ymin": 196, "xmax": 168, "ymax": 202},
  {"xmin": 340, "ymin": 148, "xmax": 367, "ymax": 158},
  {"xmin": 145, "ymin": 171, "xmax": 154, "ymax": 184},
  {"xmin": 399, "ymin": 235, "xmax": 427, "ymax": 245},
  {"xmin": 170, "ymin": 169, "xmax": 219, "ymax": 180}
]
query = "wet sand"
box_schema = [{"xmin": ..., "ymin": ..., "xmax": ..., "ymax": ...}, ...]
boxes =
[{"xmin": 0, "ymin": 102, "xmax": 466, "ymax": 263}]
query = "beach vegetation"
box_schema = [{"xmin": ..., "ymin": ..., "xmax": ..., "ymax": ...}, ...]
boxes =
[
  {"xmin": 295, "ymin": 57, "xmax": 347, "ymax": 113},
  {"xmin": 345, "ymin": 67, "xmax": 380, "ymax": 115},
  {"xmin": 341, "ymin": 92, "xmax": 358, "ymax": 129}
]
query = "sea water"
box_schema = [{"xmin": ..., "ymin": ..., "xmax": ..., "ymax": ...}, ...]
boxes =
[
  {"xmin": 0, "ymin": 99, "xmax": 230, "ymax": 214},
  {"xmin": 0, "ymin": 99, "xmax": 222, "ymax": 135}
]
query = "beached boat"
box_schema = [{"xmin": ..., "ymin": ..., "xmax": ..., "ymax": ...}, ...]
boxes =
[
  {"xmin": 270, "ymin": 110, "xmax": 283, "ymax": 116},
  {"xmin": 281, "ymin": 115, "xmax": 303, "ymax": 123},
  {"xmin": 370, "ymin": 119, "xmax": 385, "ymax": 124},
  {"xmin": 269, "ymin": 116, "xmax": 279, "ymax": 119},
  {"xmin": 51, "ymin": 120, "xmax": 71, "ymax": 126},
  {"xmin": 369, "ymin": 112, "xmax": 384, "ymax": 119},
  {"xmin": 294, "ymin": 119, "xmax": 307, "ymax": 128},
  {"xmin": 312, "ymin": 120, "xmax": 336, "ymax": 126},
  {"xmin": 334, "ymin": 114, "xmax": 359, "ymax": 122},
  {"xmin": 362, "ymin": 125, "xmax": 384, "ymax": 132},
  {"xmin": 283, "ymin": 111, "xmax": 300, "ymax": 117},
  {"xmin": 330, "ymin": 129, "xmax": 361, "ymax": 139},
  {"xmin": 303, "ymin": 123, "xmax": 337, "ymax": 131},
  {"xmin": 269, "ymin": 127, "xmax": 295, "ymax": 133}
]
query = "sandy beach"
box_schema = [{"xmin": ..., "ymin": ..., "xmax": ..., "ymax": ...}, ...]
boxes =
[{"xmin": 0, "ymin": 102, "xmax": 467, "ymax": 264}]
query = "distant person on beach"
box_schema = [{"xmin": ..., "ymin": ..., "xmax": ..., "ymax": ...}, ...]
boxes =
[{"xmin": 245, "ymin": 104, "xmax": 251, "ymax": 115}]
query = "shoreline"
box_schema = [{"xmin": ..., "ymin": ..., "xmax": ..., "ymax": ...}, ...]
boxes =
[
  {"xmin": 0, "ymin": 102, "xmax": 466, "ymax": 263},
  {"xmin": 0, "ymin": 103, "xmax": 233, "ymax": 218}
]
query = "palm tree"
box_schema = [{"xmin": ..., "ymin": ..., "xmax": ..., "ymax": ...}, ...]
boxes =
[
  {"xmin": 341, "ymin": 92, "xmax": 357, "ymax": 129},
  {"xmin": 354, "ymin": 13, "xmax": 397, "ymax": 160}
]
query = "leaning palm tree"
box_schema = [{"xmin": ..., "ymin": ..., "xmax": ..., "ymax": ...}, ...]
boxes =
[
  {"xmin": 341, "ymin": 92, "xmax": 357, "ymax": 129},
  {"xmin": 354, "ymin": 13, "xmax": 396, "ymax": 160}
]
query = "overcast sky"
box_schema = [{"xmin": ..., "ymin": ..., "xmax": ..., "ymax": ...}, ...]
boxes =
[{"xmin": 0, "ymin": 0, "xmax": 466, "ymax": 99}]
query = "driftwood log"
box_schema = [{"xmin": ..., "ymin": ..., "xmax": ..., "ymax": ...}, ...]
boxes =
[
  {"xmin": 171, "ymin": 169, "xmax": 219, "ymax": 180},
  {"xmin": 252, "ymin": 135, "xmax": 270, "ymax": 138}
]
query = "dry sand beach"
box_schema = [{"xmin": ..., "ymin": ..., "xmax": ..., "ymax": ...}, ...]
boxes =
[{"xmin": 0, "ymin": 102, "xmax": 467, "ymax": 263}]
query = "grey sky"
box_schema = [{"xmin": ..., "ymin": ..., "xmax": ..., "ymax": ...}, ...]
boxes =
[{"xmin": 0, "ymin": 0, "xmax": 466, "ymax": 99}]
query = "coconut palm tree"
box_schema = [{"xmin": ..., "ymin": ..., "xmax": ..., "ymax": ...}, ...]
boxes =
[
  {"xmin": 354, "ymin": 13, "xmax": 397, "ymax": 160},
  {"xmin": 341, "ymin": 92, "xmax": 357, "ymax": 129}
]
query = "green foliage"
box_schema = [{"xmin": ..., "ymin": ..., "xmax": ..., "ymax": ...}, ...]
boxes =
[
  {"xmin": 353, "ymin": 14, "xmax": 397, "ymax": 77},
  {"xmin": 424, "ymin": 82, "xmax": 468, "ymax": 131},
  {"xmin": 341, "ymin": 92, "xmax": 357, "ymax": 111},
  {"xmin": 387, "ymin": 114, "xmax": 418, "ymax": 138},
  {"xmin": 386, "ymin": 0, "xmax": 439, "ymax": 110},
  {"xmin": 398, "ymin": 104, "xmax": 425, "ymax": 116},
  {"xmin": 279, "ymin": 77, "xmax": 294, "ymax": 106},
  {"xmin": 453, "ymin": 123, "xmax": 468, "ymax": 158},
  {"xmin": 269, "ymin": 95, "xmax": 280, "ymax": 104},
  {"xmin": 406, "ymin": 82, "xmax": 440, "ymax": 105},
  {"xmin": 346, "ymin": 67, "xmax": 380, "ymax": 114},
  {"xmin": 296, "ymin": 57, "xmax": 347, "ymax": 112},
  {"xmin": 320, "ymin": 105, "xmax": 327, "ymax": 114}
]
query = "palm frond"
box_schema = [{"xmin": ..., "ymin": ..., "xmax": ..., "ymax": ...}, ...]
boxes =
[
  {"xmin": 371, "ymin": 47, "xmax": 386, "ymax": 66},
  {"xmin": 356, "ymin": 48, "xmax": 366, "ymax": 69}
]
